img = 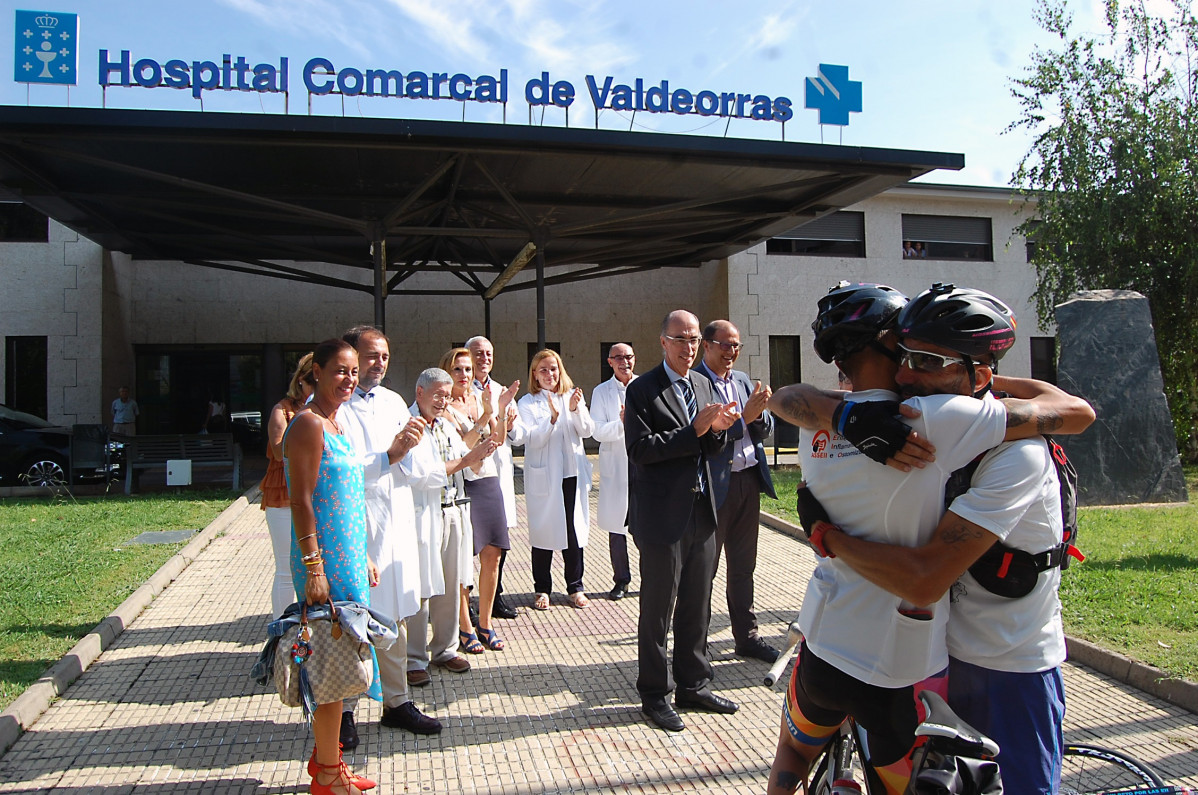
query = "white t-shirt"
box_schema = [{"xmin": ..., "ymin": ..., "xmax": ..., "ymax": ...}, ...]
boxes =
[
  {"xmin": 798, "ymin": 389, "xmax": 1007, "ymax": 688},
  {"xmin": 946, "ymin": 438, "xmax": 1066, "ymax": 673}
]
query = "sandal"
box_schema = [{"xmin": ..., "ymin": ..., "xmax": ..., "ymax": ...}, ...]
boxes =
[
  {"xmin": 533, "ymin": 592, "xmax": 550, "ymax": 611},
  {"xmin": 459, "ymin": 630, "xmax": 485, "ymax": 654},
  {"xmin": 568, "ymin": 591, "xmax": 590, "ymax": 609},
  {"xmin": 477, "ymin": 626, "xmax": 505, "ymax": 651}
]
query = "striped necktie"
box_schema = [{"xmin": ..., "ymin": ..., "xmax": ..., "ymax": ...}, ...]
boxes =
[{"xmin": 679, "ymin": 378, "xmax": 698, "ymax": 421}]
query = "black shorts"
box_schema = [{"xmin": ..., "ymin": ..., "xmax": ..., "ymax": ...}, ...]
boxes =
[{"xmin": 785, "ymin": 641, "xmax": 948, "ymax": 767}]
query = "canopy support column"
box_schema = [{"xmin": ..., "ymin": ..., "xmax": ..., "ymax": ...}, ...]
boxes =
[{"xmin": 371, "ymin": 225, "xmax": 387, "ymax": 331}]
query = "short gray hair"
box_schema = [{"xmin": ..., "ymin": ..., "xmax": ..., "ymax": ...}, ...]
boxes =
[
  {"xmin": 464, "ymin": 335, "xmax": 490, "ymax": 350},
  {"xmin": 416, "ymin": 367, "xmax": 453, "ymax": 392}
]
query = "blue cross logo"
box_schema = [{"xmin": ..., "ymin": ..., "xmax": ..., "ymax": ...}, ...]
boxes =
[
  {"xmin": 804, "ymin": 64, "xmax": 862, "ymax": 127},
  {"xmin": 13, "ymin": 10, "xmax": 79, "ymax": 86}
]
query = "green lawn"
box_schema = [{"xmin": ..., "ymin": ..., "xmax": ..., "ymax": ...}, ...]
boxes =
[
  {"xmin": 0, "ymin": 491, "xmax": 234, "ymax": 711},
  {"xmin": 763, "ymin": 464, "xmax": 1198, "ymax": 681}
]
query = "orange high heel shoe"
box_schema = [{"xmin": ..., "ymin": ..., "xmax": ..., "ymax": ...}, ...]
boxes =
[{"xmin": 308, "ymin": 747, "xmax": 376, "ymax": 791}]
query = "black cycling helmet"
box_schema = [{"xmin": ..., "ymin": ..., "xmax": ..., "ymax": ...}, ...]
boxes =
[
  {"xmin": 896, "ymin": 283, "xmax": 1017, "ymax": 362},
  {"xmin": 812, "ymin": 281, "xmax": 908, "ymax": 363}
]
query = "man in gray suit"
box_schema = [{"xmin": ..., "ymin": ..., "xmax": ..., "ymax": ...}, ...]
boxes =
[{"xmin": 696, "ymin": 320, "xmax": 779, "ymax": 663}]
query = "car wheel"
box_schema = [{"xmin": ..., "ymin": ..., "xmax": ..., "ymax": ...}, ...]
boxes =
[{"xmin": 22, "ymin": 456, "xmax": 67, "ymax": 487}]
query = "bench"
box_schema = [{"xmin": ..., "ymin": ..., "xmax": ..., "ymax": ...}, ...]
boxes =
[{"xmin": 124, "ymin": 434, "xmax": 241, "ymax": 495}]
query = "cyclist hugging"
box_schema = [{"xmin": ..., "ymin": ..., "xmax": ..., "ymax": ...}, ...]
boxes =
[{"xmin": 763, "ymin": 282, "xmax": 1095, "ymax": 795}]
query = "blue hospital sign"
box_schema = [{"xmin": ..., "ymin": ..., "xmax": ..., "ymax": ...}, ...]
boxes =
[
  {"xmin": 804, "ymin": 64, "xmax": 862, "ymax": 127},
  {"xmin": 14, "ymin": 10, "xmax": 78, "ymax": 85}
]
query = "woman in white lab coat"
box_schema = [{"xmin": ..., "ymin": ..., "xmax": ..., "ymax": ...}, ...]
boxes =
[{"xmin": 517, "ymin": 349, "xmax": 595, "ymax": 609}]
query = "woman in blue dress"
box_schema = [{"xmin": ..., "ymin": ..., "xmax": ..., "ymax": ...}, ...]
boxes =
[{"xmin": 286, "ymin": 338, "xmax": 379, "ymax": 795}]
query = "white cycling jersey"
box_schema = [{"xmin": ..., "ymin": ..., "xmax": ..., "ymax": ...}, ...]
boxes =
[{"xmin": 798, "ymin": 389, "xmax": 1007, "ymax": 688}]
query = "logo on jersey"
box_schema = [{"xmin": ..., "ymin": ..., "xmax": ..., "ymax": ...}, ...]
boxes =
[{"xmin": 811, "ymin": 430, "xmax": 830, "ymax": 459}]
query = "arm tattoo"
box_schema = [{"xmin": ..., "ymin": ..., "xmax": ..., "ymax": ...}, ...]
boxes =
[
  {"xmin": 775, "ymin": 392, "xmax": 820, "ymax": 429},
  {"xmin": 1036, "ymin": 410, "xmax": 1063, "ymax": 433},
  {"xmin": 1004, "ymin": 399, "xmax": 1033, "ymax": 429},
  {"xmin": 1003, "ymin": 399, "xmax": 1063, "ymax": 433},
  {"xmin": 939, "ymin": 520, "xmax": 986, "ymax": 546}
]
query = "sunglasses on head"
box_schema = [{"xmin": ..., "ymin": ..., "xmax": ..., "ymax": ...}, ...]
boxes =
[{"xmin": 896, "ymin": 342, "xmax": 973, "ymax": 373}]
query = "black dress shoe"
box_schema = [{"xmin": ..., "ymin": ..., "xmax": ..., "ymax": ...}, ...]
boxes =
[
  {"xmin": 642, "ymin": 701, "xmax": 685, "ymax": 732},
  {"xmin": 491, "ymin": 595, "xmax": 518, "ymax": 619},
  {"xmin": 381, "ymin": 701, "xmax": 443, "ymax": 735},
  {"xmin": 735, "ymin": 636, "xmax": 781, "ymax": 663},
  {"xmin": 675, "ymin": 690, "xmax": 739, "ymax": 714},
  {"xmin": 608, "ymin": 583, "xmax": 628, "ymax": 601},
  {"xmin": 339, "ymin": 711, "xmax": 360, "ymax": 750}
]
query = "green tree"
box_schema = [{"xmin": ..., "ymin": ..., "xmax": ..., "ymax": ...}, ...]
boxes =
[{"xmin": 1010, "ymin": 0, "xmax": 1198, "ymax": 461}]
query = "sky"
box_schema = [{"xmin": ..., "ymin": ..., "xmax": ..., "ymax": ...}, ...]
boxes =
[{"xmin": 3, "ymin": 0, "xmax": 1116, "ymax": 188}]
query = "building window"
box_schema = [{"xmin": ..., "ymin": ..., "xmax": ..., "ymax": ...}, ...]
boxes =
[
  {"xmin": 768, "ymin": 335, "xmax": 802, "ymax": 449},
  {"xmin": 5, "ymin": 336, "xmax": 48, "ymax": 419},
  {"xmin": 0, "ymin": 203, "xmax": 49, "ymax": 242},
  {"xmin": 526, "ymin": 341, "xmax": 561, "ymax": 373},
  {"xmin": 1030, "ymin": 337, "xmax": 1057, "ymax": 384},
  {"xmin": 767, "ymin": 211, "xmax": 865, "ymax": 257},
  {"xmin": 901, "ymin": 214, "xmax": 993, "ymax": 261}
]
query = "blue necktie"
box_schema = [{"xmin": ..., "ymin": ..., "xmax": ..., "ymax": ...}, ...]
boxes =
[
  {"xmin": 679, "ymin": 379, "xmax": 705, "ymax": 493},
  {"xmin": 679, "ymin": 378, "xmax": 698, "ymax": 421}
]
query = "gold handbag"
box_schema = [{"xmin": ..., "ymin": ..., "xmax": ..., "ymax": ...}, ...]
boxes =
[{"xmin": 274, "ymin": 602, "xmax": 372, "ymax": 709}]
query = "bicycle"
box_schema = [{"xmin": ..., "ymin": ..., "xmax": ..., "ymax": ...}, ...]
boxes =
[
  {"xmin": 1060, "ymin": 743, "xmax": 1191, "ymax": 795},
  {"xmin": 764, "ymin": 631, "xmax": 1191, "ymax": 795}
]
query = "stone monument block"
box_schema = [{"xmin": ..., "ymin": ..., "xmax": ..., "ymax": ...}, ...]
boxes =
[{"xmin": 1055, "ymin": 290, "xmax": 1188, "ymax": 505}]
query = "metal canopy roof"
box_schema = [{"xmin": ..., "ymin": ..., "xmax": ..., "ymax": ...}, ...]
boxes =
[{"xmin": 0, "ymin": 106, "xmax": 963, "ymax": 300}]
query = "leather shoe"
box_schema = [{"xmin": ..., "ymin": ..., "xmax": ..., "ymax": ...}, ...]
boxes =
[
  {"xmin": 736, "ymin": 636, "xmax": 781, "ymax": 663},
  {"xmin": 406, "ymin": 668, "xmax": 431, "ymax": 687},
  {"xmin": 338, "ymin": 711, "xmax": 360, "ymax": 750},
  {"xmin": 675, "ymin": 690, "xmax": 739, "ymax": 715},
  {"xmin": 381, "ymin": 701, "xmax": 443, "ymax": 735},
  {"xmin": 642, "ymin": 701, "xmax": 685, "ymax": 732},
  {"xmin": 491, "ymin": 595, "xmax": 518, "ymax": 619},
  {"xmin": 608, "ymin": 583, "xmax": 628, "ymax": 601},
  {"xmin": 432, "ymin": 655, "xmax": 471, "ymax": 673}
]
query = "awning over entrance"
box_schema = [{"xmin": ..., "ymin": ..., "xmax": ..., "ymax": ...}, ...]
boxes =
[{"xmin": 0, "ymin": 105, "xmax": 962, "ymax": 332}]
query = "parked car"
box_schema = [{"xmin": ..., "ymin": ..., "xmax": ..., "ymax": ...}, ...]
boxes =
[
  {"xmin": 0, "ymin": 404, "xmax": 122, "ymax": 487},
  {"xmin": 229, "ymin": 410, "xmax": 264, "ymax": 454}
]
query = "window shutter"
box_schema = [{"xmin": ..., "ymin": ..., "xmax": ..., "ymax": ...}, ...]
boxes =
[
  {"xmin": 902, "ymin": 215, "xmax": 991, "ymax": 244},
  {"xmin": 777, "ymin": 211, "xmax": 864, "ymax": 242}
]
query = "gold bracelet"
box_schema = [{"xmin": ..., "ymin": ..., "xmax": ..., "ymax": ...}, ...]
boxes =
[{"xmin": 302, "ymin": 558, "xmax": 324, "ymax": 568}]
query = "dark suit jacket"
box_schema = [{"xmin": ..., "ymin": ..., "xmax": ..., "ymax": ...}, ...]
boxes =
[
  {"xmin": 695, "ymin": 362, "xmax": 778, "ymax": 507},
  {"xmin": 624, "ymin": 361, "xmax": 729, "ymax": 546}
]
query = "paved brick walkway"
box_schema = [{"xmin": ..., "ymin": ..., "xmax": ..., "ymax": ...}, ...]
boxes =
[{"xmin": 1, "ymin": 471, "xmax": 1196, "ymax": 793}]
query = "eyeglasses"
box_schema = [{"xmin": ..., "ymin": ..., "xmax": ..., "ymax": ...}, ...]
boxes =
[
  {"xmin": 430, "ymin": 394, "xmax": 450, "ymax": 408},
  {"xmin": 609, "ymin": 354, "xmax": 635, "ymax": 362},
  {"xmin": 705, "ymin": 339, "xmax": 742, "ymax": 353},
  {"xmin": 663, "ymin": 335, "xmax": 702, "ymax": 347},
  {"xmin": 896, "ymin": 343, "xmax": 973, "ymax": 373}
]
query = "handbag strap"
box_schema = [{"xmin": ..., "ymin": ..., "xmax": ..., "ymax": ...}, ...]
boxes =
[{"xmin": 299, "ymin": 600, "xmax": 337, "ymax": 626}]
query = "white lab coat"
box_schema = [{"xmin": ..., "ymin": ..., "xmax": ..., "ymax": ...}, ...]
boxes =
[
  {"xmin": 404, "ymin": 412, "xmax": 450, "ymax": 601},
  {"xmin": 590, "ymin": 374, "xmax": 634, "ymax": 535},
  {"xmin": 339, "ymin": 386, "xmax": 421, "ymax": 622},
  {"xmin": 517, "ymin": 390, "xmax": 595, "ymax": 550},
  {"xmin": 474, "ymin": 378, "xmax": 528, "ymax": 529}
]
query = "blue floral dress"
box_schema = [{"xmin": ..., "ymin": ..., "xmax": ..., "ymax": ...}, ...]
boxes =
[{"xmin": 286, "ymin": 429, "xmax": 382, "ymax": 701}]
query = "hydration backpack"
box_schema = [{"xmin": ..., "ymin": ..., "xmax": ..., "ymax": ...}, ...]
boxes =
[{"xmin": 943, "ymin": 434, "xmax": 1083, "ymax": 599}]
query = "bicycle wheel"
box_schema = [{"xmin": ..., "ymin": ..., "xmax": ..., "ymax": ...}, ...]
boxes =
[{"xmin": 1059, "ymin": 743, "xmax": 1165, "ymax": 794}]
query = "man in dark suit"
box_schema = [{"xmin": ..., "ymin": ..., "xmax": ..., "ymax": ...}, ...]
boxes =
[
  {"xmin": 695, "ymin": 319, "xmax": 780, "ymax": 663},
  {"xmin": 625, "ymin": 309, "xmax": 740, "ymax": 732}
]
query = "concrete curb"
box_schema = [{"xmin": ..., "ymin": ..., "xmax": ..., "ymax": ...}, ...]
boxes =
[
  {"xmin": 0, "ymin": 488, "xmax": 259, "ymax": 754},
  {"xmin": 759, "ymin": 510, "xmax": 1198, "ymax": 716}
]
